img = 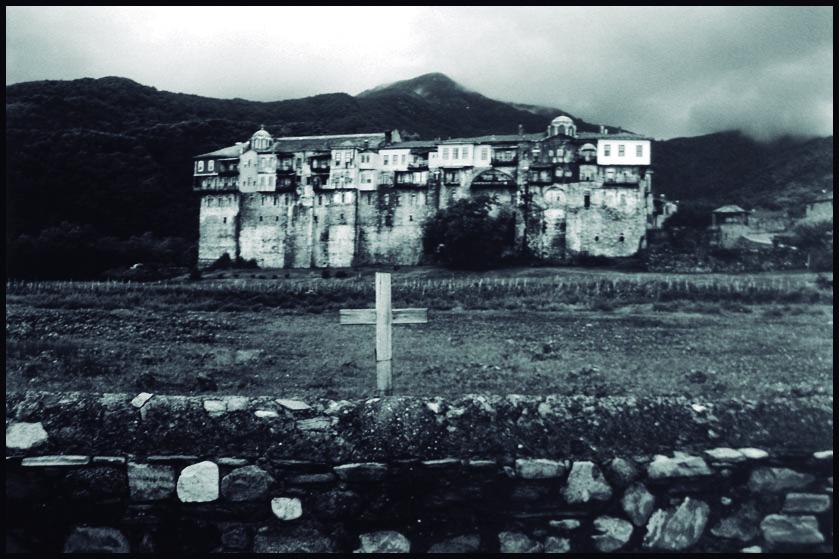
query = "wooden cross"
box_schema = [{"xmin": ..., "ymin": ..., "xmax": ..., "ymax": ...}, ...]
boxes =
[{"xmin": 338, "ymin": 272, "xmax": 428, "ymax": 396}]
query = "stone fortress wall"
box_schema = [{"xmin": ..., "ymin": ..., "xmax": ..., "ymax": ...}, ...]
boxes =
[
  {"xmin": 195, "ymin": 118, "xmax": 660, "ymax": 269},
  {"xmin": 6, "ymin": 392, "xmax": 833, "ymax": 553}
]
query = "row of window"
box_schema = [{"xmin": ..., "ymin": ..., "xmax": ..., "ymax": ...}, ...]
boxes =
[{"xmin": 603, "ymin": 144, "xmax": 643, "ymax": 158}]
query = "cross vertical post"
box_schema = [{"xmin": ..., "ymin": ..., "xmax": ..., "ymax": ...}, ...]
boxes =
[
  {"xmin": 338, "ymin": 272, "xmax": 428, "ymax": 396},
  {"xmin": 375, "ymin": 272, "xmax": 393, "ymax": 395}
]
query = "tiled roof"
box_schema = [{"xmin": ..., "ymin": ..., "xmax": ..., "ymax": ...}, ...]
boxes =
[
  {"xmin": 440, "ymin": 133, "xmax": 544, "ymax": 145},
  {"xmin": 576, "ymin": 132, "xmax": 652, "ymax": 141},
  {"xmin": 388, "ymin": 140, "xmax": 439, "ymax": 149},
  {"xmin": 273, "ymin": 133, "xmax": 387, "ymax": 153},
  {"xmin": 713, "ymin": 205, "xmax": 748, "ymax": 213},
  {"xmin": 194, "ymin": 145, "xmax": 243, "ymax": 159}
]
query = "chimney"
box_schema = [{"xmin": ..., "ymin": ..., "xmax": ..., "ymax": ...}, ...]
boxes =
[
  {"xmin": 598, "ymin": 125, "xmax": 605, "ymax": 134},
  {"xmin": 517, "ymin": 124, "xmax": 524, "ymax": 136},
  {"xmin": 235, "ymin": 142, "xmax": 244, "ymax": 155}
]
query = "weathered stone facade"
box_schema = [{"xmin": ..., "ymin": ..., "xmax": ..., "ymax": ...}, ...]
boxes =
[{"xmin": 194, "ymin": 118, "xmax": 661, "ymax": 268}]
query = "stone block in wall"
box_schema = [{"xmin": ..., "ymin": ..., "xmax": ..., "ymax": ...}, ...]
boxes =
[
  {"xmin": 647, "ymin": 454, "xmax": 712, "ymax": 480},
  {"xmin": 710, "ymin": 500, "xmax": 760, "ymax": 541},
  {"xmin": 253, "ymin": 525, "xmax": 336, "ymax": 553},
  {"xmin": 782, "ymin": 493, "xmax": 831, "ymax": 514},
  {"xmin": 355, "ymin": 530, "xmax": 411, "ymax": 553},
  {"xmin": 591, "ymin": 516, "xmax": 633, "ymax": 552},
  {"xmin": 177, "ymin": 461, "xmax": 219, "ymax": 503},
  {"xmin": 6, "ymin": 421, "xmax": 48, "ymax": 450},
  {"xmin": 286, "ymin": 473, "xmax": 337, "ymax": 485},
  {"xmin": 543, "ymin": 535, "xmax": 571, "ymax": 553},
  {"xmin": 271, "ymin": 497, "xmax": 303, "ymax": 521},
  {"xmin": 498, "ymin": 531, "xmax": 543, "ymax": 553},
  {"xmin": 643, "ymin": 497, "xmax": 710, "ymax": 551},
  {"xmin": 333, "ymin": 462, "xmax": 387, "ymax": 482},
  {"xmin": 760, "ymin": 514, "xmax": 824, "ymax": 545},
  {"xmin": 128, "ymin": 462, "xmax": 176, "ymax": 501},
  {"xmin": 748, "ymin": 467, "xmax": 815, "ymax": 493},
  {"xmin": 605, "ymin": 457, "xmax": 640, "ymax": 488},
  {"xmin": 621, "ymin": 482, "xmax": 655, "ymax": 527},
  {"xmin": 220, "ymin": 465, "xmax": 275, "ymax": 502},
  {"xmin": 515, "ymin": 459, "xmax": 566, "ymax": 479},
  {"xmin": 561, "ymin": 461, "xmax": 613, "ymax": 504},
  {"xmin": 63, "ymin": 526, "xmax": 130, "ymax": 553}
]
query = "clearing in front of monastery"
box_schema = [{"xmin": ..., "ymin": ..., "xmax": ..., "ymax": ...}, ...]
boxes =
[{"xmin": 5, "ymin": 268, "xmax": 832, "ymax": 399}]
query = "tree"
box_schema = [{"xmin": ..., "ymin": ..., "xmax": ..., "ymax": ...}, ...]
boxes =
[{"xmin": 423, "ymin": 196, "xmax": 516, "ymax": 270}]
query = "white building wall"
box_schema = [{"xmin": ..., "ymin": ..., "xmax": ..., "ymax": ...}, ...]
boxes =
[{"xmin": 597, "ymin": 139, "xmax": 651, "ymax": 166}]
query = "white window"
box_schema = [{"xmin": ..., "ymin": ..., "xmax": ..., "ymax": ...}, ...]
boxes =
[
  {"xmin": 618, "ymin": 144, "xmax": 625, "ymax": 156},
  {"xmin": 208, "ymin": 160, "xmax": 215, "ymax": 172},
  {"xmin": 604, "ymin": 145, "xmax": 611, "ymax": 157},
  {"xmin": 442, "ymin": 148, "xmax": 449, "ymax": 160},
  {"xmin": 383, "ymin": 155, "xmax": 390, "ymax": 165},
  {"xmin": 197, "ymin": 160, "xmax": 205, "ymax": 172},
  {"xmin": 452, "ymin": 147, "xmax": 459, "ymax": 159},
  {"xmin": 463, "ymin": 147, "xmax": 470, "ymax": 159},
  {"xmin": 636, "ymin": 145, "xmax": 643, "ymax": 157},
  {"xmin": 401, "ymin": 154, "xmax": 406, "ymax": 164},
  {"xmin": 481, "ymin": 147, "xmax": 489, "ymax": 160}
]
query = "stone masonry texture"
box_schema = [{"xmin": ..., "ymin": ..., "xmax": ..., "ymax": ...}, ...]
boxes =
[{"xmin": 4, "ymin": 390, "xmax": 834, "ymax": 553}]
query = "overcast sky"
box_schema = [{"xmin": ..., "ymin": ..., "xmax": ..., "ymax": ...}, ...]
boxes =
[{"xmin": 5, "ymin": 6, "xmax": 833, "ymax": 140}]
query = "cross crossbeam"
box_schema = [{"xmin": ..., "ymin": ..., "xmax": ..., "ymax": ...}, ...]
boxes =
[{"xmin": 338, "ymin": 272, "xmax": 429, "ymax": 395}]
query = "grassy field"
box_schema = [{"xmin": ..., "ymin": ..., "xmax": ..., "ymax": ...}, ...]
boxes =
[{"xmin": 5, "ymin": 268, "xmax": 833, "ymax": 399}]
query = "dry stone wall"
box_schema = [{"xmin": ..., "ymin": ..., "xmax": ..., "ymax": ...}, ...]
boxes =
[{"xmin": 5, "ymin": 392, "xmax": 833, "ymax": 553}]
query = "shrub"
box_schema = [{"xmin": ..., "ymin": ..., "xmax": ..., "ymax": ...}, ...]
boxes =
[
  {"xmin": 423, "ymin": 196, "xmax": 516, "ymax": 270},
  {"xmin": 234, "ymin": 256, "xmax": 259, "ymax": 269},
  {"xmin": 208, "ymin": 253, "xmax": 233, "ymax": 270},
  {"xmin": 320, "ymin": 269, "xmax": 332, "ymax": 279},
  {"xmin": 334, "ymin": 270, "xmax": 349, "ymax": 279}
]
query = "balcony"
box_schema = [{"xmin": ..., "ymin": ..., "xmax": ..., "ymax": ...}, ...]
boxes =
[
  {"xmin": 217, "ymin": 165, "xmax": 238, "ymax": 176},
  {"xmin": 472, "ymin": 170, "xmax": 517, "ymax": 188},
  {"xmin": 276, "ymin": 167, "xmax": 296, "ymax": 175},
  {"xmin": 603, "ymin": 176, "xmax": 641, "ymax": 186},
  {"xmin": 491, "ymin": 156, "xmax": 518, "ymax": 167},
  {"xmin": 193, "ymin": 178, "xmax": 238, "ymax": 192},
  {"xmin": 407, "ymin": 161, "xmax": 429, "ymax": 171},
  {"xmin": 310, "ymin": 165, "xmax": 331, "ymax": 174}
]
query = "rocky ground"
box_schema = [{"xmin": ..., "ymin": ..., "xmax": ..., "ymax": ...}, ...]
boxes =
[{"xmin": 5, "ymin": 300, "xmax": 833, "ymax": 399}]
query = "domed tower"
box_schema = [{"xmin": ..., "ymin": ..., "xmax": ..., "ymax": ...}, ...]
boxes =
[
  {"xmin": 548, "ymin": 115, "xmax": 576, "ymax": 138},
  {"xmin": 250, "ymin": 125, "xmax": 273, "ymax": 151}
]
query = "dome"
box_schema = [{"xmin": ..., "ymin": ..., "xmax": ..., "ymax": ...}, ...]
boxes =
[
  {"xmin": 580, "ymin": 143, "xmax": 596, "ymax": 151},
  {"xmin": 551, "ymin": 115, "xmax": 574, "ymax": 126},
  {"xmin": 251, "ymin": 125, "xmax": 272, "ymax": 139}
]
